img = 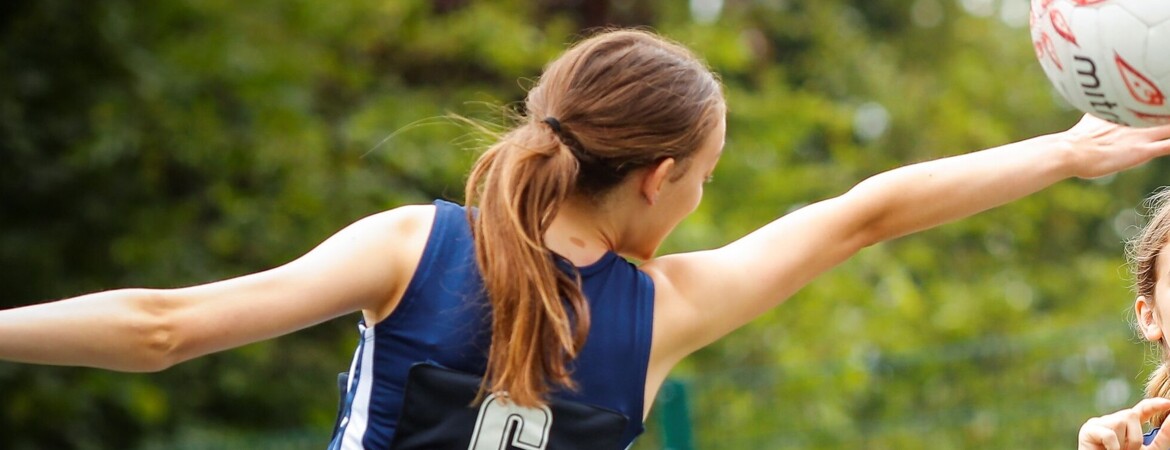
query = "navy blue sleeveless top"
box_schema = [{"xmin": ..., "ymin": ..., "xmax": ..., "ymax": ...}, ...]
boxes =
[{"xmin": 328, "ymin": 200, "xmax": 655, "ymax": 449}]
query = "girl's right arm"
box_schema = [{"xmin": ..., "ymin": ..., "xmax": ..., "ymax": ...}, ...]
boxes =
[{"xmin": 0, "ymin": 204, "xmax": 435, "ymax": 372}]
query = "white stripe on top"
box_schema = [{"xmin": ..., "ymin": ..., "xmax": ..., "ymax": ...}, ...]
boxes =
[{"xmin": 339, "ymin": 324, "xmax": 376, "ymax": 450}]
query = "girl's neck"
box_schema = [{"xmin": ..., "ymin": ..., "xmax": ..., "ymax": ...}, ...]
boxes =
[{"xmin": 544, "ymin": 198, "xmax": 617, "ymax": 267}]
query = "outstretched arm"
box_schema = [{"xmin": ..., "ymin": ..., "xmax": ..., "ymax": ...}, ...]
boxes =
[
  {"xmin": 0, "ymin": 204, "xmax": 434, "ymax": 372},
  {"xmin": 646, "ymin": 115, "xmax": 1170, "ymax": 364}
]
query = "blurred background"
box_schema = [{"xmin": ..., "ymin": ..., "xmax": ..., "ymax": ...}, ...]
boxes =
[{"xmin": 3, "ymin": 0, "xmax": 1169, "ymax": 448}]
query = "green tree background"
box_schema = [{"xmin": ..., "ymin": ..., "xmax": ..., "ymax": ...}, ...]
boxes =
[{"xmin": 2, "ymin": 0, "xmax": 1167, "ymax": 448}]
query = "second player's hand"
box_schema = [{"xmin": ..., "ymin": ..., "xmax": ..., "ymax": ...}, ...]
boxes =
[{"xmin": 1079, "ymin": 398, "xmax": 1170, "ymax": 450}]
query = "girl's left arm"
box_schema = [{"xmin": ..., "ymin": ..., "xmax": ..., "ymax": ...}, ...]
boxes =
[
  {"xmin": 0, "ymin": 204, "xmax": 434, "ymax": 372},
  {"xmin": 645, "ymin": 115, "xmax": 1170, "ymax": 364}
]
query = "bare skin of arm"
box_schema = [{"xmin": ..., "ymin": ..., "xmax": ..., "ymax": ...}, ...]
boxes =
[
  {"xmin": 640, "ymin": 116, "xmax": 1170, "ymax": 416},
  {"xmin": 0, "ymin": 204, "xmax": 436, "ymax": 372}
]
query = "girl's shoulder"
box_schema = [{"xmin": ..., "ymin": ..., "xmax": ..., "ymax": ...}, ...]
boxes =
[{"xmin": 351, "ymin": 203, "xmax": 438, "ymax": 323}]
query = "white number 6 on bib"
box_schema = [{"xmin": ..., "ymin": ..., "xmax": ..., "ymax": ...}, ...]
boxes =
[{"xmin": 468, "ymin": 393, "xmax": 553, "ymax": 450}]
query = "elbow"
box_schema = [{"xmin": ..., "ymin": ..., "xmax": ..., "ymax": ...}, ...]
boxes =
[
  {"xmin": 128, "ymin": 289, "xmax": 182, "ymax": 372},
  {"xmin": 139, "ymin": 337, "xmax": 179, "ymax": 373},
  {"xmin": 855, "ymin": 219, "xmax": 893, "ymax": 249},
  {"xmin": 838, "ymin": 180, "xmax": 901, "ymax": 249}
]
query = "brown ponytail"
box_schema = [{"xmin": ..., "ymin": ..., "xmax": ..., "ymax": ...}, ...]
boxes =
[
  {"xmin": 464, "ymin": 124, "xmax": 590, "ymax": 406},
  {"xmin": 464, "ymin": 29, "xmax": 724, "ymax": 407},
  {"xmin": 1128, "ymin": 188, "xmax": 1170, "ymax": 425}
]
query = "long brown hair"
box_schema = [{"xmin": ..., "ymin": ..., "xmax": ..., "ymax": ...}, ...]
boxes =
[
  {"xmin": 1129, "ymin": 188, "xmax": 1170, "ymax": 424},
  {"xmin": 463, "ymin": 29, "xmax": 724, "ymax": 407}
]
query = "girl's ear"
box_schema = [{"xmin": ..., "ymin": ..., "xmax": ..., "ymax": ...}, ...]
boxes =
[
  {"xmin": 1138, "ymin": 296, "xmax": 1164, "ymax": 342},
  {"xmin": 639, "ymin": 157, "xmax": 675, "ymax": 206}
]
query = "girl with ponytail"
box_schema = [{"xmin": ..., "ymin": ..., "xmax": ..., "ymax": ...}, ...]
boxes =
[{"xmin": 7, "ymin": 28, "xmax": 1170, "ymax": 449}]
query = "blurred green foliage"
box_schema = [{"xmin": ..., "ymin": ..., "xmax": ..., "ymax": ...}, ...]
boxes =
[{"xmin": 3, "ymin": 0, "xmax": 1169, "ymax": 448}]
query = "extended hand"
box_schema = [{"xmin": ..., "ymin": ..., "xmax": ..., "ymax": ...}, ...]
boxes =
[{"xmin": 1063, "ymin": 114, "xmax": 1170, "ymax": 179}]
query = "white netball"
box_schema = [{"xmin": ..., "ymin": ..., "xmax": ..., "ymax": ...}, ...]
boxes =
[{"xmin": 1030, "ymin": 0, "xmax": 1170, "ymax": 127}]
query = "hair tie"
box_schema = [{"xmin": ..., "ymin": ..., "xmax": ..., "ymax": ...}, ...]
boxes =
[
  {"xmin": 541, "ymin": 116, "xmax": 603, "ymax": 169},
  {"xmin": 543, "ymin": 117, "xmax": 563, "ymax": 133}
]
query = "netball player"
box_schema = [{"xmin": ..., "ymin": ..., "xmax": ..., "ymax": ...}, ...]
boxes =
[{"xmin": 6, "ymin": 29, "xmax": 1170, "ymax": 449}]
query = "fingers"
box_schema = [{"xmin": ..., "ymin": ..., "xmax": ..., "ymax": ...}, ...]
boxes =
[
  {"xmin": 1133, "ymin": 398, "xmax": 1170, "ymax": 423},
  {"xmin": 1137, "ymin": 122, "xmax": 1170, "ymax": 153},
  {"xmin": 1122, "ymin": 121, "xmax": 1170, "ymax": 150},
  {"xmin": 1128, "ymin": 398, "xmax": 1170, "ymax": 450},
  {"xmin": 1079, "ymin": 399, "xmax": 1170, "ymax": 450},
  {"xmin": 1080, "ymin": 418, "xmax": 1122, "ymax": 450},
  {"xmin": 1140, "ymin": 121, "xmax": 1170, "ymax": 140},
  {"xmin": 1074, "ymin": 113, "xmax": 1170, "ymax": 139},
  {"xmin": 1149, "ymin": 427, "xmax": 1170, "ymax": 450},
  {"xmin": 1127, "ymin": 416, "xmax": 1144, "ymax": 450},
  {"xmin": 1147, "ymin": 399, "xmax": 1170, "ymax": 449},
  {"xmin": 1139, "ymin": 138, "xmax": 1170, "ymax": 161},
  {"xmin": 1061, "ymin": 115, "xmax": 1170, "ymax": 178}
]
